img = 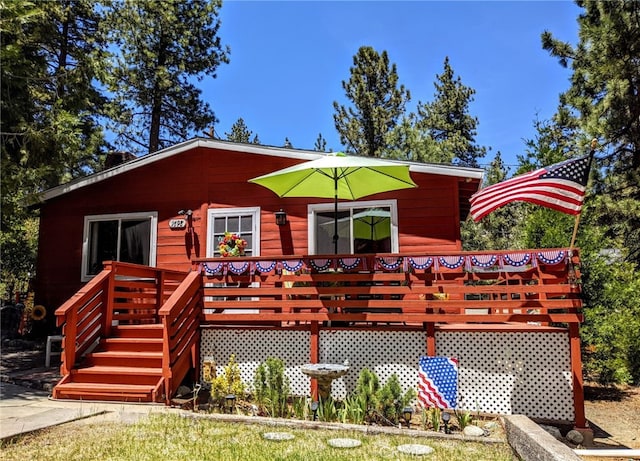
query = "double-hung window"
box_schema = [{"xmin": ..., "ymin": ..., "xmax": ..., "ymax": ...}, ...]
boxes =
[
  {"xmin": 308, "ymin": 200, "xmax": 398, "ymax": 254},
  {"xmin": 206, "ymin": 207, "xmax": 260, "ymax": 257},
  {"xmin": 82, "ymin": 212, "xmax": 157, "ymax": 281}
]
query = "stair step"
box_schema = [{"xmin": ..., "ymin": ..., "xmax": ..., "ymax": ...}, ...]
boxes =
[
  {"xmin": 75, "ymin": 365, "xmax": 162, "ymax": 375},
  {"xmin": 71, "ymin": 365, "xmax": 162, "ymax": 385},
  {"xmin": 111, "ymin": 324, "xmax": 163, "ymax": 339},
  {"xmin": 85, "ymin": 350, "xmax": 162, "ymax": 368},
  {"xmin": 101, "ymin": 337, "xmax": 163, "ymax": 352},
  {"xmin": 53, "ymin": 382, "xmax": 161, "ymax": 403}
]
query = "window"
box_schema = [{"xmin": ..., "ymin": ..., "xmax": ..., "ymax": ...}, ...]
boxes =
[
  {"xmin": 308, "ymin": 200, "xmax": 398, "ymax": 254},
  {"xmin": 207, "ymin": 207, "xmax": 260, "ymax": 257},
  {"xmin": 82, "ymin": 212, "xmax": 157, "ymax": 280}
]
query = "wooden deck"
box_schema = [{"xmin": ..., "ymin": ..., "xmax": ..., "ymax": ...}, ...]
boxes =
[{"xmin": 53, "ymin": 248, "xmax": 587, "ymax": 427}]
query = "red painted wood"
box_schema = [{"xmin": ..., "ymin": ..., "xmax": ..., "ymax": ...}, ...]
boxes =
[{"xmin": 35, "ymin": 144, "xmax": 478, "ymax": 311}]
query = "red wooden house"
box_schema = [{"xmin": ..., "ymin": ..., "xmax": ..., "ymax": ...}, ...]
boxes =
[{"xmin": 33, "ymin": 139, "xmax": 587, "ymax": 432}]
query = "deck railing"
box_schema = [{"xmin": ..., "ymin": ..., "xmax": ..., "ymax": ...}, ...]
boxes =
[
  {"xmin": 159, "ymin": 270, "xmax": 202, "ymax": 403},
  {"xmin": 194, "ymin": 248, "xmax": 582, "ymax": 327},
  {"xmin": 54, "ymin": 261, "xmax": 187, "ymax": 375}
]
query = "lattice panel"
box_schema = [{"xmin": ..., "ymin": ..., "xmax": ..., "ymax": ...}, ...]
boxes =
[
  {"xmin": 436, "ymin": 331, "xmax": 574, "ymax": 421},
  {"xmin": 319, "ymin": 330, "xmax": 424, "ymax": 399},
  {"xmin": 200, "ymin": 328, "xmax": 574, "ymax": 421},
  {"xmin": 200, "ymin": 329, "xmax": 311, "ymax": 395}
]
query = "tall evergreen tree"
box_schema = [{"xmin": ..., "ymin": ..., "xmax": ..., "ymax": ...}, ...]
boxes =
[
  {"xmin": 333, "ymin": 46, "xmax": 410, "ymax": 157},
  {"xmin": 103, "ymin": 0, "xmax": 229, "ymax": 155},
  {"xmin": 314, "ymin": 133, "xmax": 327, "ymax": 152},
  {"xmin": 542, "ymin": 0, "xmax": 640, "ymax": 263},
  {"xmin": 1, "ymin": 0, "xmax": 106, "ymax": 296},
  {"xmin": 225, "ymin": 117, "xmax": 255, "ymax": 143},
  {"xmin": 416, "ymin": 57, "xmax": 486, "ymax": 167},
  {"xmin": 383, "ymin": 114, "xmax": 442, "ymax": 163}
]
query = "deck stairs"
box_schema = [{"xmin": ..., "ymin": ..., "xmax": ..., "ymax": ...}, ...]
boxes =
[{"xmin": 52, "ymin": 324, "xmax": 165, "ymax": 403}]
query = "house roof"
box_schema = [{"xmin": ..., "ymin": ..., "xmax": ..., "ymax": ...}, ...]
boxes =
[{"xmin": 36, "ymin": 138, "xmax": 484, "ymax": 204}]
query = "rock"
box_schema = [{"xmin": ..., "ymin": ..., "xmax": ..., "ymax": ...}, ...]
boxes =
[
  {"xmin": 176, "ymin": 385, "xmax": 192, "ymax": 397},
  {"xmin": 540, "ymin": 424, "xmax": 563, "ymax": 440},
  {"xmin": 463, "ymin": 425, "xmax": 485, "ymax": 437},
  {"xmin": 483, "ymin": 421, "xmax": 499, "ymax": 432},
  {"xmin": 263, "ymin": 432, "xmax": 295, "ymax": 441},
  {"xmin": 397, "ymin": 444, "xmax": 434, "ymax": 455},
  {"xmin": 327, "ymin": 438, "xmax": 361, "ymax": 448},
  {"xmin": 566, "ymin": 429, "xmax": 584, "ymax": 445}
]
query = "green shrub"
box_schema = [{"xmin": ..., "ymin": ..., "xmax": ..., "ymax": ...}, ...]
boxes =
[
  {"xmin": 253, "ymin": 357, "xmax": 290, "ymax": 417},
  {"xmin": 209, "ymin": 354, "xmax": 245, "ymax": 407}
]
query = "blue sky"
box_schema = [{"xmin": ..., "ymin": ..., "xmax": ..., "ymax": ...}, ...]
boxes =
[{"xmin": 203, "ymin": 1, "xmax": 580, "ymax": 171}]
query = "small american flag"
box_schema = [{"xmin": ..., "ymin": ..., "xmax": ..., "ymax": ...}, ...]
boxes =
[
  {"xmin": 418, "ymin": 356, "xmax": 458, "ymax": 409},
  {"xmin": 469, "ymin": 153, "xmax": 593, "ymax": 222}
]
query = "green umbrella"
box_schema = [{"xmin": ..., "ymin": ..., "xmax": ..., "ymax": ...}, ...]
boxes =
[
  {"xmin": 353, "ymin": 209, "xmax": 391, "ymax": 241},
  {"xmin": 249, "ymin": 153, "xmax": 416, "ymax": 253}
]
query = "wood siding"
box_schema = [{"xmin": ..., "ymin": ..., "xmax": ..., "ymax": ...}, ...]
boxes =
[{"xmin": 35, "ymin": 146, "xmax": 471, "ymax": 311}]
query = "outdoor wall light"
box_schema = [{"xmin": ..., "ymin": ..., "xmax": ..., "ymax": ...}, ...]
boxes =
[
  {"xmin": 441, "ymin": 410, "xmax": 451, "ymax": 434},
  {"xmin": 275, "ymin": 209, "xmax": 287, "ymax": 226},
  {"xmin": 225, "ymin": 394, "xmax": 236, "ymax": 413},
  {"xmin": 402, "ymin": 406, "xmax": 413, "ymax": 428}
]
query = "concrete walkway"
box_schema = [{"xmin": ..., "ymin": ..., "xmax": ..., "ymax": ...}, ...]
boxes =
[{"xmin": 0, "ymin": 382, "xmax": 173, "ymax": 441}]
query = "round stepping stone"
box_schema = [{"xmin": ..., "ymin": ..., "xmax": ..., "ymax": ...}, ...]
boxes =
[
  {"xmin": 327, "ymin": 438, "xmax": 362, "ymax": 448},
  {"xmin": 262, "ymin": 432, "xmax": 295, "ymax": 441},
  {"xmin": 397, "ymin": 444, "xmax": 434, "ymax": 456}
]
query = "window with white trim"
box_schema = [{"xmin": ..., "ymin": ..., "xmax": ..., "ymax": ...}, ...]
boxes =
[
  {"xmin": 82, "ymin": 212, "xmax": 157, "ymax": 280},
  {"xmin": 308, "ymin": 200, "xmax": 399, "ymax": 254},
  {"xmin": 206, "ymin": 207, "xmax": 260, "ymax": 257}
]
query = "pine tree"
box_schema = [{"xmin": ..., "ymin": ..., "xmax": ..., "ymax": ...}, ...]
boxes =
[
  {"xmin": 1, "ymin": 0, "xmax": 106, "ymax": 295},
  {"xmin": 225, "ymin": 117, "xmax": 255, "ymax": 143},
  {"xmin": 314, "ymin": 133, "xmax": 327, "ymax": 152},
  {"xmin": 416, "ymin": 57, "xmax": 486, "ymax": 167},
  {"xmin": 103, "ymin": 0, "xmax": 229, "ymax": 155},
  {"xmin": 333, "ymin": 46, "xmax": 410, "ymax": 157},
  {"xmin": 542, "ymin": 0, "xmax": 640, "ymax": 263}
]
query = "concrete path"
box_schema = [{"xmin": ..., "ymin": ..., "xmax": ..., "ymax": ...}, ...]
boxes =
[{"xmin": 0, "ymin": 382, "xmax": 171, "ymax": 441}]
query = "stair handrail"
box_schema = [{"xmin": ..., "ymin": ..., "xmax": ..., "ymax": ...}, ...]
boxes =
[
  {"xmin": 158, "ymin": 269, "xmax": 203, "ymax": 404},
  {"xmin": 54, "ymin": 265, "xmax": 113, "ymax": 375}
]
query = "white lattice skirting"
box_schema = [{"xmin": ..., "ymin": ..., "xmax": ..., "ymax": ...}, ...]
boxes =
[{"xmin": 200, "ymin": 328, "xmax": 574, "ymax": 421}]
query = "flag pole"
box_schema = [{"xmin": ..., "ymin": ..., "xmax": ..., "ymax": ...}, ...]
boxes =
[
  {"xmin": 569, "ymin": 214, "xmax": 581, "ymax": 251},
  {"xmin": 569, "ymin": 139, "xmax": 598, "ymax": 251}
]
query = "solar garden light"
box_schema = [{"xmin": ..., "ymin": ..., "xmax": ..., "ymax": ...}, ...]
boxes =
[
  {"xmin": 225, "ymin": 394, "xmax": 236, "ymax": 413},
  {"xmin": 441, "ymin": 410, "xmax": 451, "ymax": 434},
  {"xmin": 310, "ymin": 401, "xmax": 319, "ymax": 421},
  {"xmin": 402, "ymin": 406, "xmax": 413, "ymax": 428}
]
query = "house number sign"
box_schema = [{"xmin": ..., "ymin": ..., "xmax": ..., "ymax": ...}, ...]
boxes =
[{"xmin": 169, "ymin": 219, "xmax": 187, "ymax": 229}]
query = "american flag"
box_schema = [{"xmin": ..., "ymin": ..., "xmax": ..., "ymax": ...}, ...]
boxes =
[
  {"xmin": 418, "ymin": 356, "xmax": 458, "ymax": 409},
  {"xmin": 469, "ymin": 154, "xmax": 593, "ymax": 222}
]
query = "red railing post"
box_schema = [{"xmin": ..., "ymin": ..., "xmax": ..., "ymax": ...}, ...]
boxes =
[
  {"xmin": 103, "ymin": 261, "xmax": 115, "ymax": 335},
  {"xmin": 61, "ymin": 307, "xmax": 77, "ymax": 375}
]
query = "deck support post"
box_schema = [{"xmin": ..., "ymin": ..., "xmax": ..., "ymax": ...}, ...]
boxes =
[
  {"xmin": 310, "ymin": 322, "xmax": 319, "ymax": 400},
  {"xmin": 425, "ymin": 322, "xmax": 436, "ymax": 356},
  {"xmin": 569, "ymin": 322, "xmax": 592, "ymax": 443}
]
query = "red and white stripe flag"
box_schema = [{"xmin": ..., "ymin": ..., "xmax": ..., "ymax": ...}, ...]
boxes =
[
  {"xmin": 469, "ymin": 154, "xmax": 593, "ymax": 222},
  {"xmin": 418, "ymin": 356, "xmax": 459, "ymax": 409}
]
